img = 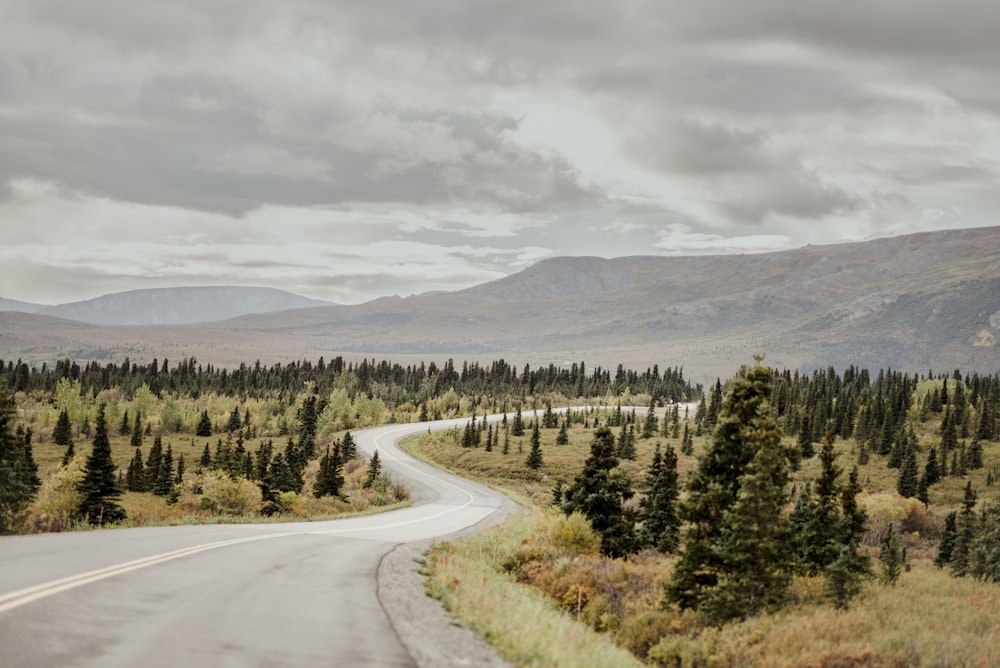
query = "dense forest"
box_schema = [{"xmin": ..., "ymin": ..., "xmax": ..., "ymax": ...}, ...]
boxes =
[{"xmin": 0, "ymin": 355, "xmax": 698, "ymax": 534}]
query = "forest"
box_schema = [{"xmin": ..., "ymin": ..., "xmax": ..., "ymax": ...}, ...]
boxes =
[{"xmin": 1, "ymin": 354, "xmax": 999, "ymax": 665}]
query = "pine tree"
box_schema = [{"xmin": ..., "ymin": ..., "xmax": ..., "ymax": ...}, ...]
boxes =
[
  {"xmin": 949, "ymin": 480, "xmax": 978, "ymax": 576},
  {"xmin": 226, "ymin": 406, "xmax": 242, "ymax": 433},
  {"xmin": 512, "ymin": 406, "xmax": 525, "ymax": 436},
  {"xmin": 146, "ymin": 435, "xmax": 163, "ymax": 490},
  {"xmin": 1, "ymin": 386, "xmax": 37, "ymax": 533},
  {"xmin": 969, "ymin": 497, "xmax": 1000, "ymax": 582},
  {"xmin": 77, "ymin": 404, "xmax": 126, "ymax": 525},
  {"xmin": 297, "ymin": 395, "xmax": 318, "ymax": 458},
  {"xmin": 796, "ymin": 434, "xmax": 842, "ymax": 574},
  {"xmin": 119, "ymin": 409, "xmax": 130, "ymax": 436},
  {"xmin": 637, "ymin": 443, "xmax": 680, "ymax": 553},
  {"xmin": 196, "ymin": 410, "xmax": 212, "ymax": 437},
  {"xmin": 154, "ymin": 444, "xmax": 174, "ymax": 497},
  {"xmin": 664, "ymin": 359, "xmax": 793, "ymax": 624},
  {"xmin": 823, "ymin": 466, "xmax": 872, "ymax": 608},
  {"xmin": 130, "ymin": 412, "xmax": 143, "ymax": 447},
  {"xmin": 126, "ymin": 447, "xmax": 146, "ymax": 492},
  {"xmin": 798, "ymin": 415, "xmax": 815, "ymax": 460},
  {"xmin": 314, "ymin": 444, "xmax": 345, "ymax": 499},
  {"xmin": 363, "ymin": 450, "xmax": 383, "ymax": 489},
  {"xmin": 54, "ymin": 408, "xmax": 74, "ymax": 446},
  {"xmin": 175, "ymin": 454, "xmax": 185, "ymax": 484},
  {"xmin": 561, "ymin": 425, "xmax": 636, "ymax": 558},
  {"xmin": 878, "ymin": 522, "xmax": 904, "ymax": 585},
  {"xmin": 341, "ymin": 431, "xmax": 357, "ymax": 459},
  {"xmin": 525, "ymin": 421, "xmax": 544, "ymax": 470},
  {"xmin": 199, "ymin": 443, "xmax": 211, "ymax": 468},
  {"xmin": 680, "ymin": 422, "xmax": 693, "ymax": 456},
  {"xmin": 556, "ymin": 421, "xmax": 569, "ymax": 445},
  {"xmin": 642, "ymin": 398, "xmax": 658, "ymax": 439},
  {"xmin": 896, "ymin": 440, "xmax": 919, "ymax": 498}
]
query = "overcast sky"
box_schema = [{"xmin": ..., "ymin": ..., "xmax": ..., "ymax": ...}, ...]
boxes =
[{"xmin": 2, "ymin": 1, "xmax": 998, "ymax": 306}]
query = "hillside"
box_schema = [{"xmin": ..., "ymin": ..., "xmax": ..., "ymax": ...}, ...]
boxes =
[
  {"xmin": 1, "ymin": 227, "xmax": 998, "ymax": 380},
  {"xmin": 24, "ymin": 286, "xmax": 334, "ymax": 326}
]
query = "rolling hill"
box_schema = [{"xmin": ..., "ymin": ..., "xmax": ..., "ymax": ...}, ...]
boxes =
[{"xmin": 1, "ymin": 227, "xmax": 998, "ymax": 381}]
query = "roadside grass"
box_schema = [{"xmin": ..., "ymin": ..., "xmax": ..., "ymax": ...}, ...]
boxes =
[{"xmin": 410, "ymin": 412, "xmax": 1000, "ymax": 667}]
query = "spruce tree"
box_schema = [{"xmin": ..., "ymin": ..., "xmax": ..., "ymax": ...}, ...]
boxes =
[
  {"xmin": 363, "ymin": 450, "xmax": 382, "ymax": 489},
  {"xmin": 935, "ymin": 511, "xmax": 958, "ymax": 568},
  {"xmin": 896, "ymin": 441, "xmax": 919, "ymax": 498},
  {"xmin": 196, "ymin": 410, "xmax": 212, "ymax": 437},
  {"xmin": 155, "ymin": 444, "xmax": 174, "ymax": 497},
  {"xmin": 511, "ymin": 406, "xmax": 525, "ymax": 436},
  {"xmin": 1, "ymin": 386, "xmax": 36, "ymax": 533},
  {"xmin": 878, "ymin": 523, "xmax": 904, "ymax": 585},
  {"xmin": 664, "ymin": 359, "xmax": 793, "ymax": 624},
  {"xmin": 146, "ymin": 435, "xmax": 163, "ymax": 490},
  {"xmin": 297, "ymin": 395, "xmax": 318, "ymax": 459},
  {"xmin": 637, "ymin": 443, "xmax": 679, "ymax": 553},
  {"xmin": 525, "ymin": 421, "xmax": 543, "ymax": 470},
  {"xmin": 77, "ymin": 404, "xmax": 126, "ymax": 525},
  {"xmin": 969, "ymin": 497, "xmax": 1000, "ymax": 582},
  {"xmin": 126, "ymin": 447, "xmax": 146, "ymax": 492},
  {"xmin": 556, "ymin": 421, "xmax": 569, "ymax": 445},
  {"xmin": 949, "ymin": 480, "xmax": 978, "ymax": 576},
  {"xmin": 341, "ymin": 431, "xmax": 357, "ymax": 459},
  {"xmin": 54, "ymin": 408, "xmax": 74, "ymax": 447},
  {"xmin": 561, "ymin": 425, "xmax": 636, "ymax": 558},
  {"xmin": 796, "ymin": 434, "xmax": 842, "ymax": 574},
  {"xmin": 119, "ymin": 409, "xmax": 130, "ymax": 436},
  {"xmin": 130, "ymin": 412, "xmax": 143, "ymax": 447},
  {"xmin": 823, "ymin": 466, "xmax": 872, "ymax": 608},
  {"xmin": 314, "ymin": 444, "xmax": 344, "ymax": 499},
  {"xmin": 226, "ymin": 406, "xmax": 242, "ymax": 433},
  {"xmin": 199, "ymin": 443, "xmax": 212, "ymax": 468}
]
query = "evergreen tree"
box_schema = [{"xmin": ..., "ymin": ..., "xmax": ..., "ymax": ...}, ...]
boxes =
[
  {"xmin": 297, "ymin": 395, "xmax": 318, "ymax": 458},
  {"xmin": 363, "ymin": 450, "xmax": 382, "ymax": 488},
  {"xmin": 878, "ymin": 523, "xmax": 904, "ymax": 585},
  {"xmin": 77, "ymin": 405, "xmax": 126, "ymax": 525},
  {"xmin": 146, "ymin": 435, "xmax": 163, "ymax": 490},
  {"xmin": 969, "ymin": 497, "xmax": 1000, "ymax": 582},
  {"xmin": 796, "ymin": 434, "xmax": 842, "ymax": 574},
  {"xmin": 1, "ymin": 386, "xmax": 37, "ymax": 533},
  {"xmin": 680, "ymin": 422, "xmax": 693, "ymax": 456},
  {"xmin": 53, "ymin": 408, "xmax": 74, "ymax": 446},
  {"xmin": 642, "ymin": 398, "xmax": 658, "ymax": 439},
  {"xmin": 341, "ymin": 431, "xmax": 357, "ymax": 459},
  {"xmin": 556, "ymin": 421, "xmax": 569, "ymax": 445},
  {"xmin": 130, "ymin": 411, "xmax": 143, "ymax": 447},
  {"xmin": 525, "ymin": 421, "xmax": 544, "ymax": 470},
  {"xmin": 175, "ymin": 454, "xmax": 186, "ymax": 484},
  {"xmin": 637, "ymin": 443, "xmax": 680, "ymax": 553},
  {"xmin": 199, "ymin": 443, "xmax": 211, "ymax": 468},
  {"xmin": 797, "ymin": 415, "xmax": 815, "ymax": 460},
  {"xmin": 823, "ymin": 466, "xmax": 872, "ymax": 608},
  {"xmin": 949, "ymin": 480, "xmax": 978, "ymax": 576},
  {"xmin": 314, "ymin": 444, "xmax": 345, "ymax": 499},
  {"xmin": 61, "ymin": 437, "xmax": 76, "ymax": 467},
  {"xmin": 119, "ymin": 408, "xmax": 130, "ymax": 436},
  {"xmin": 511, "ymin": 406, "xmax": 525, "ymax": 436},
  {"xmin": 561, "ymin": 425, "xmax": 636, "ymax": 558},
  {"xmin": 664, "ymin": 359, "xmax": 793, "ymax": 624},
  {"xmin": 126, "ymin": 447, "xmax": 146, "ymax": 492},
  {"xmin": 935, "ymin": 511, "xmax": 958, "ymax": 568},
  {"xmin": 896, "ymin": 440, "xmax": 919, "ymax": 498},
  {"xmin": 154, "ymin": 444, "xmax": 174, "ymax": 497},
  {"xmin": 196, "ymin": 410, "xmax": 212, "ymax": 437},
  {"xmin": 225, "ymin": 406, "xmax": 242, "ymax": 433}
]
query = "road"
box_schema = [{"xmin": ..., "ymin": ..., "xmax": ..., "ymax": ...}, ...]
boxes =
[{"xmin": 0, "ymin": 413, "xmax": 532, "ymax": 668}]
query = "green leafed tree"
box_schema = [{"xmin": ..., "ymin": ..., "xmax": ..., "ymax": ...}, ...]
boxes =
[
  {"xmin": 664, "ymin": 358, "xmax": 794, "ymax": 624},
  {"xmin": 77, "ymin": 404, "xmax": 126, "ymax": 526}
]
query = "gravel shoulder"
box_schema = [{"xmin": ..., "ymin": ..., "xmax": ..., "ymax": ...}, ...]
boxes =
[{"xmin": 378, "ymin": 494, "xmax": 520, "ymax": 668}]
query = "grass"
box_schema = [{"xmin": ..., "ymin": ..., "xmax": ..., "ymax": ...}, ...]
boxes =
[{"xmin": 409, "ymin": 410, "xmax": 1000, "ymax": 667}]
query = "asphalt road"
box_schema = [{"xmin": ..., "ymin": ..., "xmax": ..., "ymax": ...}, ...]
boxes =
[{"xmin": 0, "ymin": 413, "xmax": 532, "ymax": 668}]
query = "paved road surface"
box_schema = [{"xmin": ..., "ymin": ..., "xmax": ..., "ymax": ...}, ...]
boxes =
[{"xmin": 0, "ymin": 413, "xmax": 535, "ymax": 668}]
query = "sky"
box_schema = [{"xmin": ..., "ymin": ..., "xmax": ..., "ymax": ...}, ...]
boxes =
[{"xmin": 1, "ymin": 1, "xmax": 998, "ymax": 306}]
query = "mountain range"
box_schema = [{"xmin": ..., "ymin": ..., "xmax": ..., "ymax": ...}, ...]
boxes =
[{"xmin": 2, "ymin": 227, "xmax": 998, "ymax": 382}]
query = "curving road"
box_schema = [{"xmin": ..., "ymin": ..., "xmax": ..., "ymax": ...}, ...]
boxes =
[{"xmin": 0, "ymin": 413, "xmax": 535, "ymax": 668}]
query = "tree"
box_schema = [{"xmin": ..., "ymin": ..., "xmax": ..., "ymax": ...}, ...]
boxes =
[
  {"xmin": 341, "ymin": 431, "xmax": 357, "ymax": 459},
  {"xmin": 556, "ymin": 421, "xmax": 569, "ymax": 445},
  {"xmin": 896, "ymin": 440, "xmax": 919, "ymax": 498},
  {"xmin": 225, "ymin": 406, "xmax": 242, "ymax": 433},
  {"xmin": 664, "ymin": 359, "xmax": 794, "ymax": 624},
  {"xmin": 949, "ymin": 480, "xmax": 978, "ymax": 576},
  {"xmin": 1, "ymin": 386, "xmax": 37, "ymax": 533},
  {"xmin": 798, "ymin": 415, "xmax": 815, "ymax": 460},
  {"xmin": 126, "ymin": 448, "xmax": 146, "ymax": 492},
  {"xmin": 77, "ymin": 404, "xmax": 126, "ymax": 525},
  {"xmin": 935, "ymin": 511, "xmax": 958, "ymax": 569},
  {"xmin": 297, "ymin": 395, "xmax": 318, "ymax": 458},
  {"xmin": 146, "ymin": 435, "xmax": 163, "ymax": 490},
  {"xmin": 795, "ymin": 434, "xmax": 842, "ymax": 575},
  {"xmin": 511, "ymin": 406, "xmax": 525, "ymax": 436},
  {"xmin": 154, "ymin": 444, "xmax": 174, "ymax": 497},
  {"xmin": 969, "ymin": 497, "xmax": 1000, "ymax": 582},
  {"xmin": 561, "ymin": 426, "xmax": 636, "ymax": 558},
  {"xmin": 196, "ymin": 410, "xmax": 212, "ymax": 437},
  {"xmin": 637, "ymin": 443, "xmax": 679, "ymax": 553},
  {"xmin": 363, "ymin": 450, "xmax": 382, "ymax": 488},
  {"xmin": 54, "ymin": 408, "xmax": 74, "ymax": 447},
  {"xmin": 119, "ymin": 409, "xmax": 130, "ymax": 436},
  {"xmin": 314, "ymin": 444, "xmax": 345, "ymax": 499},
  {"xmin": 130, "ymin": 411, "xmax": 143, "ymax": 447},
  {"xmin": 878, "ymin": 522, "xmax": 904, "ymax": 585},
  {"xmin": 525, "ymin": 421, "xmax": 544, "ymax": 470}
]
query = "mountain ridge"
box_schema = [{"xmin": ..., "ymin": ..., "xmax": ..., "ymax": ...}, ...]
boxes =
[{"xmin": 2, "ymin": 227, "xmax": 998, "ymax": 381}]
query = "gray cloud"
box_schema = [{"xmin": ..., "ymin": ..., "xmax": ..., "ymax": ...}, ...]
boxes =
[{"xmin": 1, "ymin": 0, "xmax": 997, "ymax": 304}]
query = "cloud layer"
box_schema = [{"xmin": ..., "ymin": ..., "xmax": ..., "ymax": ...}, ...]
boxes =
[{"xmin": 1, "ymin": 0, "xmax": 997, "ymax": 304}]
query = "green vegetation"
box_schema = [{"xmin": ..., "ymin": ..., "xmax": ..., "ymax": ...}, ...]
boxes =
[{"xmin": 411, "ymin": 360, "xmax": 1000, "ymax": 666}]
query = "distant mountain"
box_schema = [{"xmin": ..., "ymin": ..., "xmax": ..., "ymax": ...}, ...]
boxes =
[
  {"xmin": 0, "ymin": 298, "xmax": 45, "ymax": 314},
  {"xmin": 1, "ymin": 228, "xmax": 998, "ymax": 381},
  {"xmin": 34, "ymin": 286, "xmax": 334, "ymax": 325}
]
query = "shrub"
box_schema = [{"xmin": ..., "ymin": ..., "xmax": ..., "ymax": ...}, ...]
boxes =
[{"xmin": 550, "ymin": 512, "xmax": 601, "ymax": 555}]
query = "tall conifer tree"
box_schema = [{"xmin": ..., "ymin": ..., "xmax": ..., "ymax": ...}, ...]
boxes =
[{"xmin": 77, "ymin": 405, "xmax": 126, "ymax": 525}]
